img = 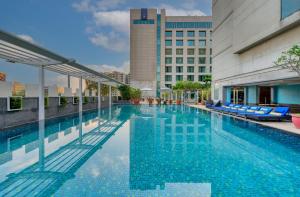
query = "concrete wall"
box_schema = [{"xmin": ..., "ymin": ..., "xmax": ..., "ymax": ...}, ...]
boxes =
[
  {"xmin": 212, "ymin": 0, "xmax": 300, "ymax": 101},
  {"xmin": 0, "ymin": 96, "xmax": 110, "ymax": 129}
]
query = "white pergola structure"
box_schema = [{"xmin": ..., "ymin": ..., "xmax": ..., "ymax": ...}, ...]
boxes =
[{"xmin": 0, "ymin": 29, "xmax": 124, "ymax": 121}]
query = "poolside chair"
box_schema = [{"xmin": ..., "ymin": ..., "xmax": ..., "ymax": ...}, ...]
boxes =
[
  {"xmin": 246, "ymin": 106, "xmax": 290, "ymax": 121},
  {"xmin": 225, "ymin": 104, "xmax": 243, "ymax": 114},
  {"xmin": 213, "ymin": 103, "xmax": 233, "ymax": 112},
  {"xmin": 229, "ymin": 105, "xmax": 250, "ymax": 114},
  {"xmin": 236, "ymin": 106, "xmax": 261, "ymax": 117},
  {"xmin": 206, "ymin": 100, "xmax": 221, "ymax": 109}
]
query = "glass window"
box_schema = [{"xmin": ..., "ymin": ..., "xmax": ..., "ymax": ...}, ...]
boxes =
[
  {"xmin": 176, "ymin": 31, "xmax": 183, "ymax": 37},
  {"xmin": 187, "ymin": 75, "xmax": 194, "ymax": 81},
  {"xmin": 176, "ymin": 75, "xmax": 183, "ymax": 81},
  {"xmin": 165, "ymin": 31, "xmax": 172, "ymax": 37},
  {"xmin": 199, "ymin": 66, "xmax": 206, "ymax": 73},
  {"xmin": 176, "ymin": 66, "xmax": 183, "ymax": 73},
  {"xmin": 198, "ymin": 75, "xmax": 205, "ymax": 82},
  {"xmin": 176, "ymin": 40, "xmax": 183, "ymax": 46},
  {"xmin": 165, "ymin": 57, "xmax": 172, "ymax": 64},
  {"xmin": 210, "ymin": 57, "xmax": 212, "ymax": 64},
  {"xmin": 187, "ymin": 57, "xmax": 194, "ymax": 64},
  {"xmin": 176, "ymin": 48, "xmax": 183, "ymax": 55},
  {"xmin": 165, "ymin": 84, "xmax": 172, "ymax": 88},
  {"xmin": 187, "ymin": 40, "xmax": 195, "ymax": 46},
  {"xmin": 199, "ymin": 40, "xmax": 206, "ymax": 47},
  {"xmin": 209, "ymin": 66, "xmax": 212, "ymax": 73},
  {"xmin": 199, "ymin": 48, "xmax": 206, "ymax": 55},
  {"xmin": 210, "ymin": 48, "xmax": 212, "ymax": 55},
  {"xmin": 165, "ymin": 48, "xmax": 172, "ymax": 55},
  {"xmin": 187, "ymin": 48, "xmax": 194, "ymax": 55},
  {"xmin": 165, "ymin": 40, "xmax": 172, "ymax": 46},
  {"xmin": 281, "ymin": 0, "xmax": 300, "ymax": 19},
  {"xmin": 165, "ymin": 66, "xmax": 172, "ymax": 73},
  {"xmin": 187, "ymin": 66, "xmax": 194, "ymax": 73},
  {"xmin": 199, "ymin": 31, "xmax": 206, "ymax": 37},
  {"xmin": 176, "ymin": 57, "xmax": 183, "ymax": 64},
  {"xmin": 199, "ymin": 57, "xmax": 206, "ymax": 64},
  {"xmin": 165, "ymin": 75, "xmax": 172, "ymax": 82},
  {"xmin": 187, "ymin": 31, "xmax": 195, "ymax": 37}
]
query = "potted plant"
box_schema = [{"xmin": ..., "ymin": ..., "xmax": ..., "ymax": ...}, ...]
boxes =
[
  {"xmin": 147, "ymin": 98, "xmax": 154, "ymax": 105},
  {"xmin": 131, "ymin": 88, "xmax": 141, "ymax": 105},
  {"xmin": 292, "ymin": 114, "xmax": 300, "ymax": 129},
  {"xmin": 274, "ymin": 45, "xmax": 300, "ymax": 128}
]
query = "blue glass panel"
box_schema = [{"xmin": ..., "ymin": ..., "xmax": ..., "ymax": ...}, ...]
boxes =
[
  {"xmin": 176, "ymin": 31, "xmax": 183, "ymax": 37},
  {"xmin": 133, "ymin": 19, "xmax": 155, "ymax": 24},
  {"xmin": 165, "ymin": 31, "xmax": 172, "ymax": 37},
  {"xmin": 187, "ymin": 31, "xmax": 195, "ymax": 37},
  {"xmin": 165, "ymin": 40, "xmax": 172, "ymax": 46},
  {"xmin": 157, "ymin": 14, "xmax": 161, "ymax": 97},
  {"xmin": 166, "ymin": 22, "xmax": 212, "ymax": 29},
  {"xmin": 199, "ymin": 31, "xmax": 206, "ymax": 37},
  {"xmin": 188, "ymin": 40, "xmax": 195, "ymax": 46},
  {"xmin": 281, "ymin": 0, "xmax": 300, "ymax": 19},
  {"xmin": 176, "ymin": 40, "xmax": 183, "ymax": 46}
]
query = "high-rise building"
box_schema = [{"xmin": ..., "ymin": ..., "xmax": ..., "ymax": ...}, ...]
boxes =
[
  {"xmin": 130, "ymin": 8, "xmax": 212, "ymax": 97},
  {"xmin": 104, "ymin": 71, "xmax": 130, "ymax": 85},
  {"xmin": 212, "ymin": 0, "xmax": 300, "ymax": 111},
  {"xmin": 0, "ymin": 72, "xmax": 6, "ymax": 81}
]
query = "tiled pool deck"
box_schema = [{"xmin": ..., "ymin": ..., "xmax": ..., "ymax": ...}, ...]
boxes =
[{"xmin": 188, "ymin": 104, "xmax": 300, "ymax": 135}]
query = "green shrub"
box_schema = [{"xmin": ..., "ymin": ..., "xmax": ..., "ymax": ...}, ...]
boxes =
[
  {"xmin": 84, "ymin": 96, "xmax": 89, "ymax": 104},
  {"xmin": 8, "ymin": 97, "xmax": 22, "ymax": 111},
  {"xmin": 59, "ymin": 96, "xmax": 67, "ymax": 107},
  {"xmin": 44, "ymin": 97, "xmax": 49, "ymax": 108}
]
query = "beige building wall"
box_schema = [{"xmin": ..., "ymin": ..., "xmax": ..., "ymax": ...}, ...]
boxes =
[
  {"xmin": 130, "ymin": 9, "xmax": 157, "ymax": 96},
  {"xmin": 212, "ymin": 0, "xmax": 300, "ymax": 101}
]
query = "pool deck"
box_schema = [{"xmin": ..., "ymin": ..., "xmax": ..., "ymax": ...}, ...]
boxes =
[{"xmin": 188, "ymin": 104, "xmax": 300, "ymax": 136}]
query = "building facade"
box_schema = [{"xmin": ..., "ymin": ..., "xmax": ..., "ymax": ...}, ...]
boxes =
[
  {"xmin": 103, "ymin": 71, "xmax": 130, "ymax": 85},
  {"xmin": 130, "ymin": 8, "xmax": 212, "ymax": 97},
  {"xmin": 212, "ymin": 0, "xmax": 300, "ymax": 111}
]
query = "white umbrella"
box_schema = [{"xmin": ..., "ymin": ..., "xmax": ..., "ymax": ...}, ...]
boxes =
[{"xmin": 141, "ymin": 87, "xmax": 152, "ymax": 98}]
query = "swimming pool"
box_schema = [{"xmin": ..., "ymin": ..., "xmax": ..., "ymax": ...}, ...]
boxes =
[{"xmin": 0, "ymin": 105, "xmax": 300, "ymax": 196}]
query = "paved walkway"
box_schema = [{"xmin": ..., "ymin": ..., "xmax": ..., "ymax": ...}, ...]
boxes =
[{"xmin": 188, "ymin": 104, "xmax": 300, "ymax": 135}]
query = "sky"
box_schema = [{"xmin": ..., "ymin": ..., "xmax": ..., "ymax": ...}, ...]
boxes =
[{"xmin": 0, "ymin": 0, "xmax": 211, "ymax": 87}]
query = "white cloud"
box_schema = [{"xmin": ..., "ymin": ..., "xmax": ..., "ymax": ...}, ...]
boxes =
[
  {"xmin": 89, "ymin": 32, "xmax": 128, "ymax": 52},
  {"xmin": 160, "ymin": 4, "xmax": 206, "ymax": 16},
  {"xmin": 17, "ymin": 34, "xmax": 36, "ymax": 44},
  {"xmin": 87, "ymin": 60, "xmax": 130, "ymax": 74},
  {"xmin": 92, "ymin": 10, "xmax": 129, "ymax": 34},
  {"xmin": 72, "ymin": 0, "xmax": 93, "ymax": 12},
  {"xmin": 95, "ymin": 0, "xmax": 126, "ymax": 11}
]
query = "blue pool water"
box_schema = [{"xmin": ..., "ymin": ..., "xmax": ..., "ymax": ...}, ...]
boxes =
[{"xmin": 0, "ymin": 105, "xmax": 300, "ymax": 196}]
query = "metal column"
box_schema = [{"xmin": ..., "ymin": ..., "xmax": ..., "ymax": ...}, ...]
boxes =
[
  {"xmin": 109, "ymin": 85, "xmax": 112, "ymax": 107},
  {"xmin": 79, "ymin": 77, "xmax": 83, "ymax": 112},
  {"xmin": 67, "ymin": 75, "xmax": 71, "ymax": 88},
  {"xmin": 98, "ymin": 81, "xmax": 101, "ymax": 110},
  {"xmin": 38, "ymin": 66, "xmax": 45, "ymax": 121}
]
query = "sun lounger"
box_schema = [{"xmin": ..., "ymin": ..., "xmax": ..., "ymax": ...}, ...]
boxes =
[{"xmin": 246, "ymin": 106, "xmax": 290, "ymax": 121}]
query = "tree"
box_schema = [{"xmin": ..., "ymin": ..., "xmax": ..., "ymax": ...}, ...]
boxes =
[
  {"xmin": 274, "ymin": 45, "xmax": 300, "ymax": 76},
  {"xmin": 130, "ymin": 88, "xmax": 141, "ymax": 99},
  {"xmin": 118, "ymin": 85, "xmax": 131, "ymax": 100}
]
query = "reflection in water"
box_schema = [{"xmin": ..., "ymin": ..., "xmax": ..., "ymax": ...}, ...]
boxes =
[
  {"xmin": 1, "ymin": 105, "xmax": 300, "ymax": 196},
  {"xmin": 129, "ymin": 105, "xmax": 212, "ymax": 196},
  {"xmin": 0, "ymin": 107, "xmax": 128, "ymax": 197}
]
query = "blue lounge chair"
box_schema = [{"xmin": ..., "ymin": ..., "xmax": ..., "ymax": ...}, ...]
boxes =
[
  {"xmin": 236, "ymin": 106, "xmax": 261, "ymax": 116},
  {"xmin": 213, "ymin": 103, "xmax": 233, "ymax": 112},
  {"xmin": 206, "ymin": 100, "xmax": 221, "ymax": 109},
  {"xmin": 246, "ymin": 106, "xmax": 290, "ymax": 121},
  {"xmin": 226, "ymin": 104, "xmax": 243, "ymax": 113},
  {"xmin": 229, "ymin": 105, "xmax": 250, "ymax": 114}
]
